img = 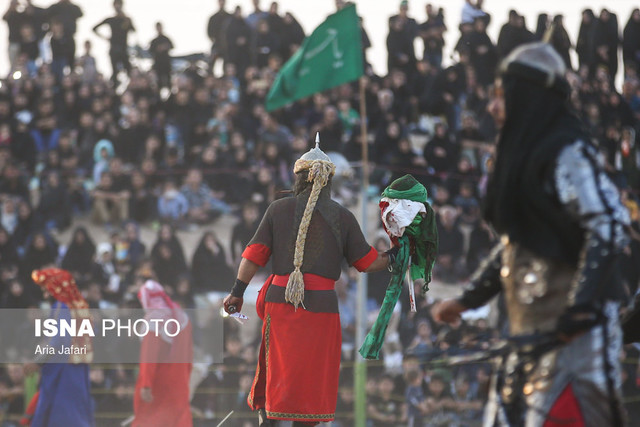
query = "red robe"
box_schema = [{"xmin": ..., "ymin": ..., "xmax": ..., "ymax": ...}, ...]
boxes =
[
  {"xmin": 133, "ymin": 322, "xmax": 193, "ymax": 427},
  {"xmin": 241, "ymin": 193, "xmax": 378, "ymax": 423}
]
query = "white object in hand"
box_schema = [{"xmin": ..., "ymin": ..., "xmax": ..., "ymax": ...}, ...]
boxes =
[{"xmin": 230, "ymin": 312, "xmax": 249, "ymax": 324}]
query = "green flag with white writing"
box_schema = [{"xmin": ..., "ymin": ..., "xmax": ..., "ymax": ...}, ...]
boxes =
[{"xmin": 265, "ymin": 4, "xmax": 364, "ymax": 111}]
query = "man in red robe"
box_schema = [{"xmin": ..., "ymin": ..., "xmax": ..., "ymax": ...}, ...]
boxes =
[
  {"xmin": 223, "ymin": 138, "xmax": 395, "ymax": 426},
  {"xmin": 134, "ymin": 279, "xmax": 193, "ymax": 427}
]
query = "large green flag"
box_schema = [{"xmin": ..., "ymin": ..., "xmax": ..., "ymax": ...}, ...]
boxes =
[{"xmin": 265, "ymin": 4, "xmax": 364, "ymax": 111}]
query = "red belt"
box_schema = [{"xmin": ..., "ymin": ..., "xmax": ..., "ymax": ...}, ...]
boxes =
[{"xmin": 271, "ymin": 273, "xmax": 335, "ymax": 291}]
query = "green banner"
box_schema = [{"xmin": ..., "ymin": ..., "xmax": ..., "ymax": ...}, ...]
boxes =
[{"xmin": 265, "ymin": 4, "xmax": 364, "ymax": 111}]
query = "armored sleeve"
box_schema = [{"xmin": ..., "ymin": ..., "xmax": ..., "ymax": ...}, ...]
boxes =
[
  {"xmin": 554, "ymin": 141, "xmax": 631, "ymax": 307},
  {"xmin": 457, "ymin": 243, "xmax": 504, "ymax": 309},
  {"xmin": 341, "ymin": 208, "xmax": 376, "ymax": 271},
  {"xmin": 242, "ymin": 203, "xmax": 274, "ymax": 267}
]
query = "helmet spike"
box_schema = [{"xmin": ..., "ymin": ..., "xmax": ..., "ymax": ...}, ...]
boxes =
[{"xmin": 315, "ymin": 132, "xmax": 320, "ymax": 149}]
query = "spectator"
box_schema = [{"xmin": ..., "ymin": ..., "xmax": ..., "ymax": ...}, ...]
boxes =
[
  {"xmin": 460, "ymin": 0, "xmax": 488, "ymax": 25},
  {"xmin": 149, "ymin": 22, "xmax": 173, "ymax": 91},
  {"xmin": 434, "ymin": 205, "xmax": 464, "ymax": 283},
  {"xmin": 20, "ymin": 231, "xmax": 57, "ymax": 300},
  {"xmin": 0, "ymin": 163, "xmax": 29, "ymax": 201},
  {"xmin": 592, "ymin": 9, "xmax": 619, "ymax": 79},
  {"xmin": 190, "ymin": 230, "xmax": 234, "ymax": 294},
  {"xmin": 120, "ymin": 221, "xmax": 146, "ymax": 271},
  {"xmin": 230, "ymin": 202, "xmax": 259, "ymax": 263},
  {"xmin": 0, "ymin": 225, "xmax": 19, "ymax": 267},
  {"xmin": 128, "ymin": 169, "xmax": 155, "ymax": 223},
  {"xmin": 452, "ymin": 372, "xmax": 483, "ymax": 424},
  {"xmin": 157, "ymin": 179, "xmax": 188, "ymax": 224},
  {"xmin": 38, "ymin": 171, "xmax": 71, "ymax": 232},
  {"xmin": 18, "ymin": 23, "xmax": 39, "ymax": 77},
  {"xmin": 60, "ymin": 226, "xmax": 96, "ymax": 287},
  {"xmin": 150, "ymin": 223, "xmax": 188, "ymax": 278},
  {"xmin": 467, "ymin": 17, "xmax": 497, "ymax": 86},
  {"xmin": 387, "ymin": 17, "xmax": 417, "ymax": 78},
  {"xmin": 614, "ymin": 126, "xmax": 640, "ymax": 191},
  {"xmin": 577, "ymin": 9, "xmax": 596, "ymax": 70},
  {"xmin": 56, "ymin": 130, "xmax": 79, "ymax": 174},
  {"xmin": 406, "ymin": 319, "xmax": 435, "ymax": 360},
  {"xmin": 92, "ymin": 139, "xmax": 115, "ymax": 185},
  {"xmin": 419, "ymin": 4, "xmax": 446, "ymax": 69},
  {"xmin": 11, "ymin": 113, "xmax": 37, "ymax": 174},
  {"xmin": 78, "ymin": 40, "xmax": 97, "ymax": 84},
  {"xmin": 150, "ymin": 241, "xmax": 186, "ymax": 291},
  {"xmin": 534, "ymin": 13, "xmax": 548, "ymax": 41},
  {"xmin": 623, "ymin": 9, "xmax": 640, "ymax": 75},
  {"xmin": 497, "ymin": 10, "xmax": 529, "ymax": 59},
  {"xmin": 424, "ymin": 369, "xmax": 457, "ymax": 425},
  {"xmin": 93, "ymin": 0, "xmax": 136, "ymax": 85},
  {"xmin": 252, "ymin": 19, "xmax": 279, "ymax": 69},
  {"xmin": 93, "ymin": 241, "xmax": 121, "ymax": 302},
  {"xmin": 245, "ymin": 0, "xmax": 268, "ymax": 30},
  {"xmin": 50, "ymin": 19, "xmax": 74, "ymax": 81},
  {"xmin": 312, "ymin": 106, "xmax": 344, "ymax": 153},
  {"xmin": 30, "ymin": 97, "xmax": 59, "ymax": 156},
  {"xmin": 11, "ymin": 200, "xmax": 35, "ymax": 253},
  {"xmin": 279, "ymin": 11, "xmax": 304, "ymax": 61},
  {"xmin": 91, "ymin": 171, "xmax": 128, "ymax": 226},
  {"xmin": 405, "ymin": 368, "xmax": 428, "ymax": 427},
  {"xmin": 388, "ymin": 0, "xmax": 418, "ymax": 40},
  {"xmin": 423, "ymin": 121, "xmax": 459, "ymax": 175},
  {"xmin": 180, "ymin": 168, "xmax": 229, "ymax": 224},
  {"xmin": 46, "ymin": 0, "xmax": 83, "ymax": 65},
  {"xmin": 388, "ymin": 137, "xmax": 427, "ymax": 183},
  {"xmin": 225, "ymin": 6, "xmax": 252, "ymax": 78},
  {"xmin": 3, "ymin": 0, "xmax": 22, "ymax": 70},
  {"xmin": 0, "ymin": 196, "xmax": 18, "ymax": 235},
  {"xmin": 207, "ymin": 0, "xmax": 231, "ymax": 71},
  {"xmin": 367, "ymin": 374, "xmax": 405, "ymax": 426},
  {"xmin": 550, "ymin": 15, "xmax": 573, "ymax": 70}
]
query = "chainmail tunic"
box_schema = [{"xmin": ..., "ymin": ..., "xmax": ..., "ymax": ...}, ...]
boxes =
[{"xmin": 248, "ymin": 187, "xmax": 372, "ymax": 280}]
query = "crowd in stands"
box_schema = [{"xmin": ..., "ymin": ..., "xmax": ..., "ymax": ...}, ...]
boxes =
[{"xmin": 0, "ymin": 0, "xmax": 640, "ymax": 425}]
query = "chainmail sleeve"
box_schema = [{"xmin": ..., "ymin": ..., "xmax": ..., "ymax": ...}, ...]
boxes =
[
  {"xmin": 554, "ymin": 140, "xmax": 631, "ymax": 307},
  {"xmin": 457, "ymin": 242, "xmax": 504, "ymax": 309}
]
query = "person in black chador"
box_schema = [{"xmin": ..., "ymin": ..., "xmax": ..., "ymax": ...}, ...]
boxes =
[
  {"xmin": 576, "ymin": 9, "xmax": 595, "ymax": 70},
  {"xmin": 623, "ymin": 9, "xmax": 640, "ymax": 74},
  {"xmin": 191, "ymin": 230, "xmax": 234, "ymax": 294},
  {"xmin": 433, "ymin": 43, "xmax": 631, "ymax": 426},
  {"xmin": 223, "ymin": 6, "xmax": 252, "ymax": 80}
]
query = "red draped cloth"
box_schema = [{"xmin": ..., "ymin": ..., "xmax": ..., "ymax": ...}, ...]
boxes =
[
  {"xmin": 133, "ymin": 281, "xmax": 193, "ymax": 427},
  {"xmin": 248, "ymin": 274, "xmax": 341, "ymax": 423}
]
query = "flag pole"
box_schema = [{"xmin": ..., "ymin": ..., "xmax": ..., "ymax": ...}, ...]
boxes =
[{"xmin": 354, "ymin": 75, "xmax": 369, "ymax": 427}]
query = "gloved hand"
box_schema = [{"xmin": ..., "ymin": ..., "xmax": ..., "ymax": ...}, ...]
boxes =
[
  {"xmin": 385, "ymin": 246, "xmax": 401, "ymax": 272},
  {"xmin": 557, "ymin": 303, "xmax": 602, "ymax": 341},
  {"xmin": 223, "ymin": 295, "xmax": 243, "ymax": 314}
]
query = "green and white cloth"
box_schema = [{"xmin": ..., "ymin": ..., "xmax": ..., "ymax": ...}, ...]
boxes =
[{"xmin": 359, "ymin": 174, "xmax": 438, "ymax": 360}]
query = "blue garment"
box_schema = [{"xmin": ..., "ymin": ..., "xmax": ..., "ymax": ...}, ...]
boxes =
[
  {"xmin": 157, "ymin": 192, "xmax": 189, "ymax": 220},
  {"xmin": 31, "ymin": 302, "xmax": 94, "ymax": 427}
]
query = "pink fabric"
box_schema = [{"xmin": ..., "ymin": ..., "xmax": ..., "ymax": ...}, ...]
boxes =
[
  {"xmin": 138, "ymin": 280, "xmax": 188, "ymax": 343},
  {"xmin": 138, "ymin": 280, "xmax": 179, "ymax": 311}
]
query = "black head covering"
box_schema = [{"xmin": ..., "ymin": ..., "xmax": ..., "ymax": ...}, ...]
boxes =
[{"xmin": 483, "ymin": 57, "xmax": 591, "ymax": 264}]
